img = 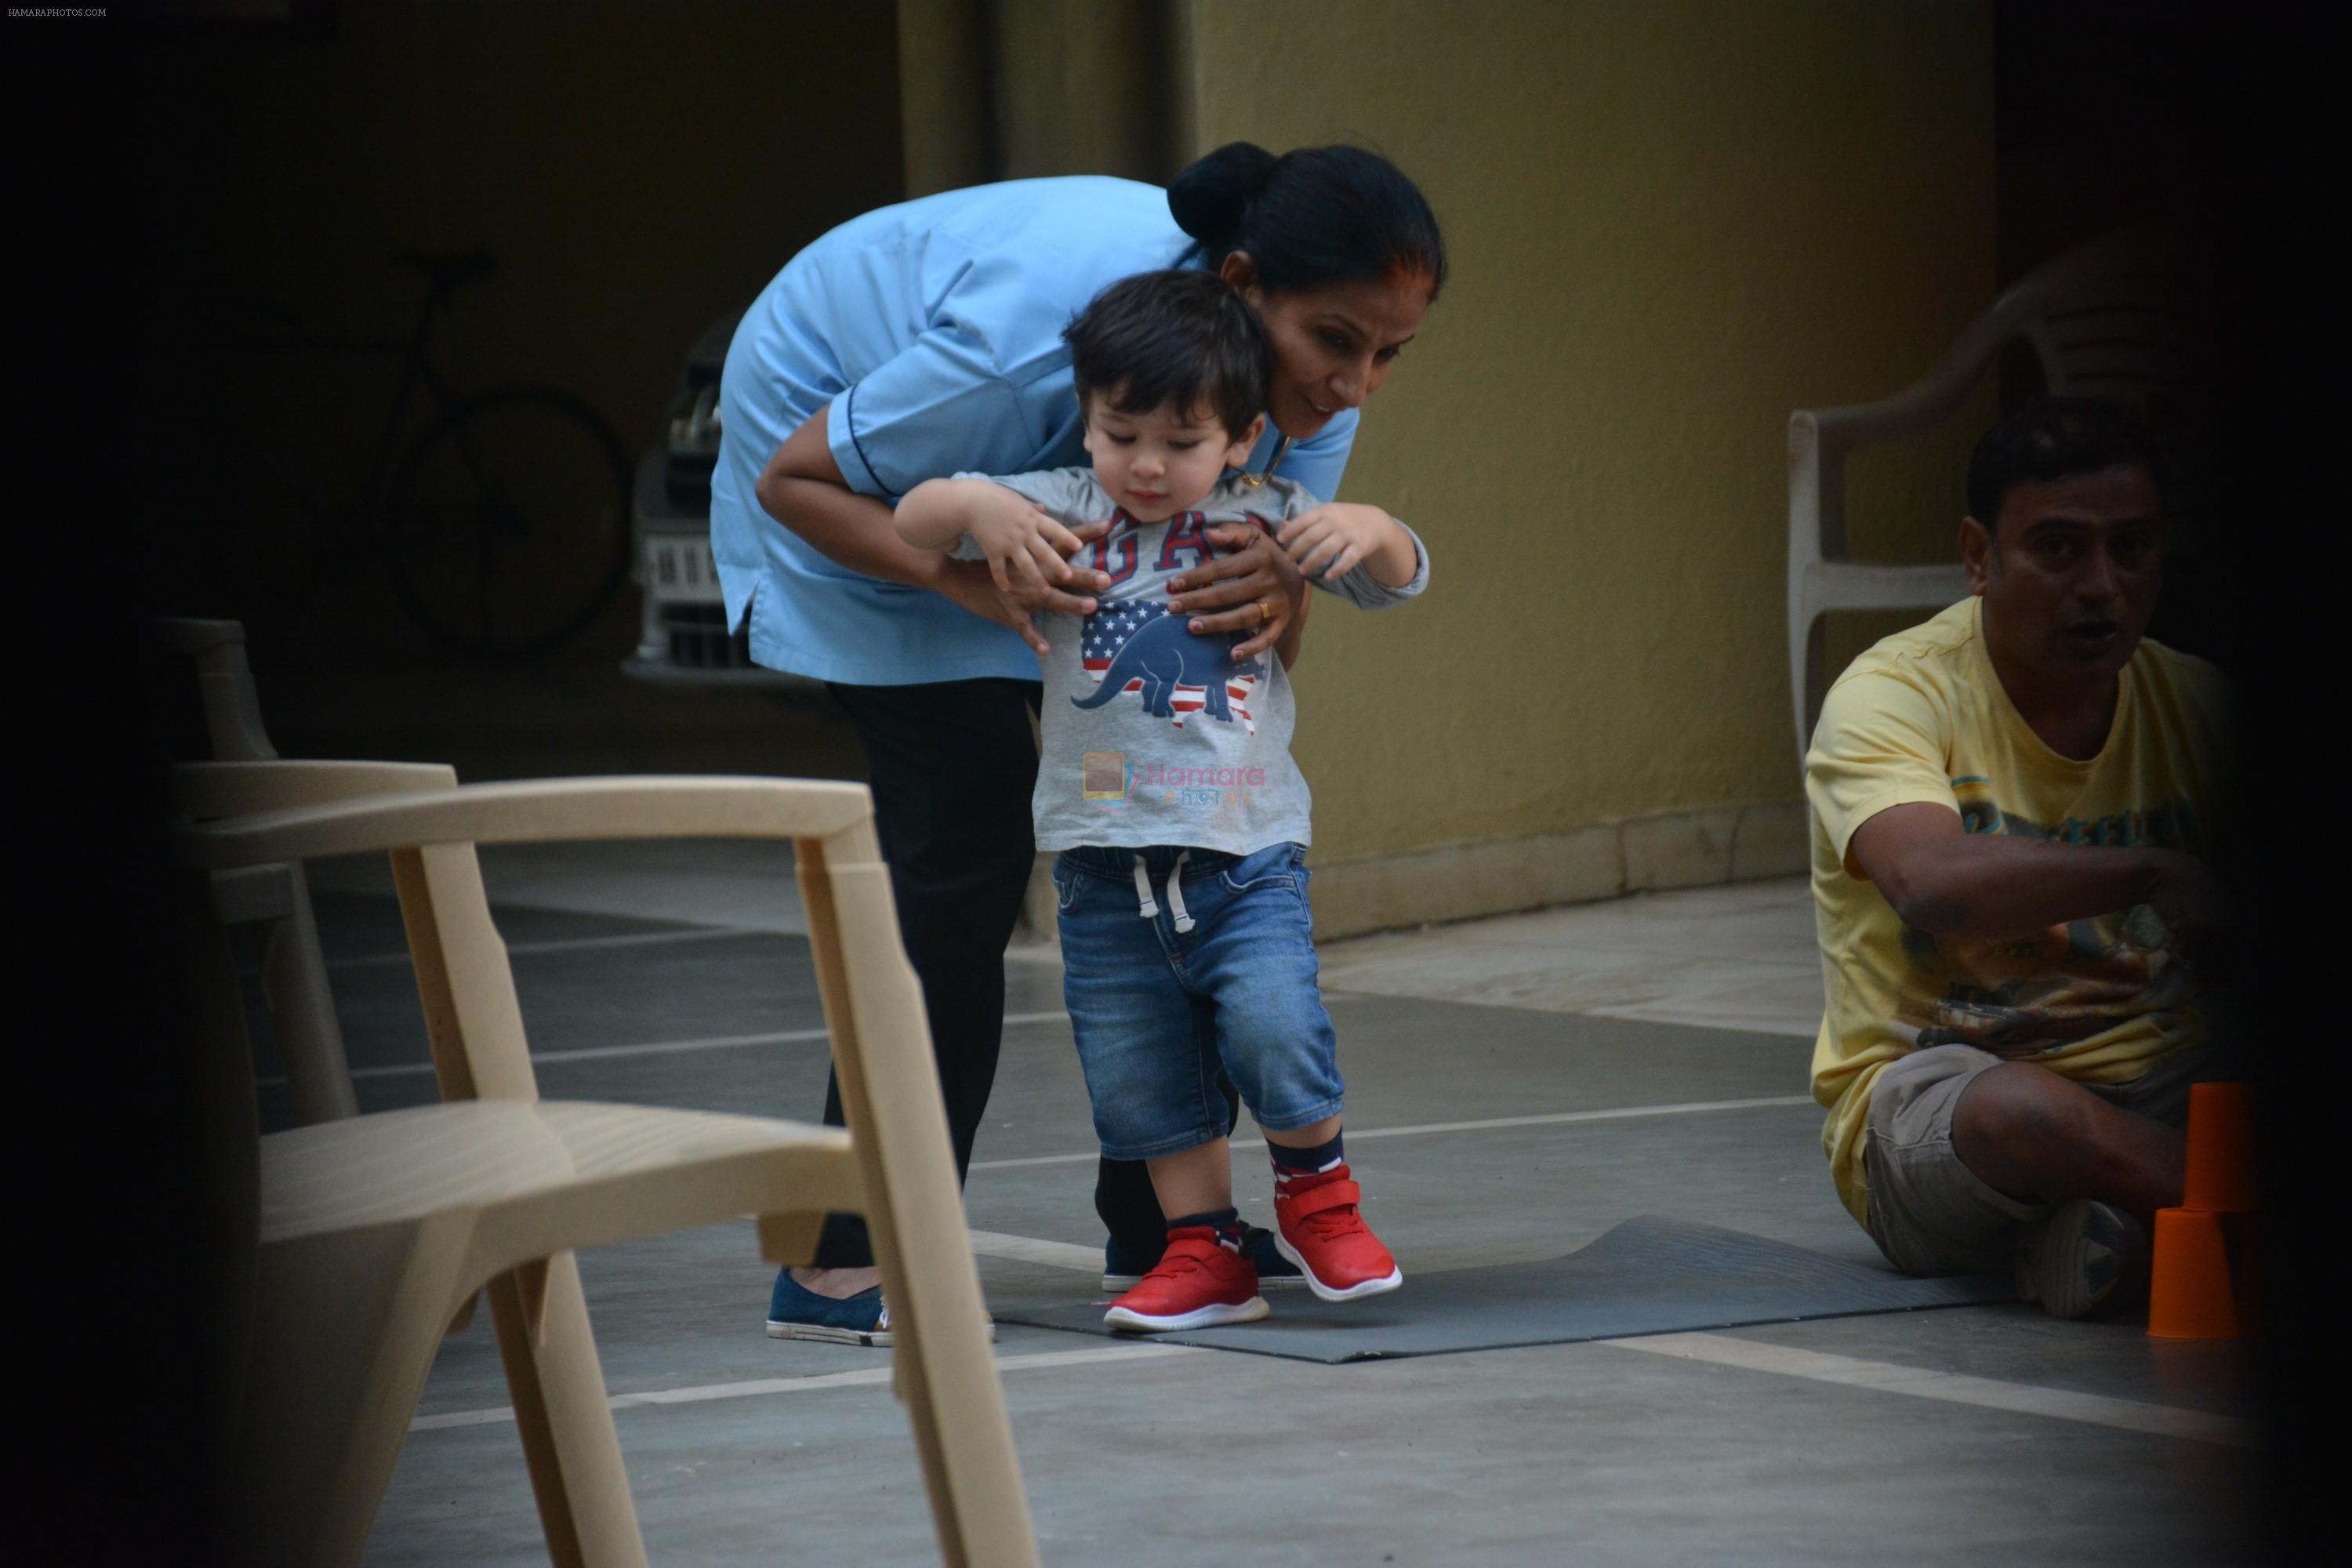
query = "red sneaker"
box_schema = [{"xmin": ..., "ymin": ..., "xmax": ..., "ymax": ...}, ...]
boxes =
[
  {"xmin": 1272, "ymin": 1163, "xmax": 1403, "ymax": 1301},
  {"xmin": 1103, "ymin": 1226, "xmax": 1269, "ymax": 1332}
]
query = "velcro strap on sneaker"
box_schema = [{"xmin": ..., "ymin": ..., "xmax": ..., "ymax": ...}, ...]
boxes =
[{"xmin": 1284, "ymin": 1179, "xmax": 1361, "ymax": 1219}]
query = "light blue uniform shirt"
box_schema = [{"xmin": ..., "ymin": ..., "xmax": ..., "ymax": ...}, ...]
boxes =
[{"xmin": 710, "ymin": 176, "xmax": 1359, "ymax": 687}]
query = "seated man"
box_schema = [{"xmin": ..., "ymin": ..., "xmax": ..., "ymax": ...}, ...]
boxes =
[{"xmin": 1806, "ymin": 397, "xmax": 2238, "ymax": 1318}]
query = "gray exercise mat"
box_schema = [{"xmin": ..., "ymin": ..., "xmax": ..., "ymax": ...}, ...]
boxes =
[{"xmin": 993, "ymin": 1214, "xmax": 2013, "ymax": 1363}]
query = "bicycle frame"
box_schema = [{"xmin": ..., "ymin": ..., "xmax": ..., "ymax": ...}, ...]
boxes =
[
  {"xmin": 234, "ymin": 283, "xmax": 468, "ymax": 519},
  {"xmin": 347, "ymin": 292, "xmax": 468, "ymax": 512},
  {"xmin": 220, "ymin": 257, "xmax": 637, "ymax": 659}
]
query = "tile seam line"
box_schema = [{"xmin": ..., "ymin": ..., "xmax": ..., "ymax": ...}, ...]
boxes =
[
  {"xmin": 259, "ymin": 990, "xmax": 1367, "ymax": 1083},
  {"xmin": 267, "ymin": 923, "xmax": 776, "ymax": 973},
  {"xmin": 1598, "ymin": 1331, "xmax": 2259, "ymax": 1448},
  {"xmin": 256, "ymin": 1010, "xmax": 1076, "ymax": 1085},
  {"xmin": 408, "ymin": 1342, "xmax": 1204, "ymax": 1432},
  {"xmin": 405, "ymin": 1324, "xmax": 2250, "ymax": 1449},
  {"xmin": 968, "ymin": 1096, "xmax": 1817, "ymax": 1171}
]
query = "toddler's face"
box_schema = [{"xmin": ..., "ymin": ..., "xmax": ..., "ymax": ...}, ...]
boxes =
[{"xmin": 1080, "ymin": 390, "xmax": 1261, "ymax": 524}]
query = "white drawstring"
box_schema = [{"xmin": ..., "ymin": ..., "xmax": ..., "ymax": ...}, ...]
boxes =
[
  {"xmin": 1130, "ymin": 851, "xmax": 1196, "ymax": 933},
  {"xmin": 1166, "ymin": 852, "xmax": 1194, "ymax": 933}
]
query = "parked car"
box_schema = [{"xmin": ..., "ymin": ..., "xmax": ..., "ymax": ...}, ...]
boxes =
[{"xmin": 623, "ymin": 310, "xmax": 824, "ymax": 703}]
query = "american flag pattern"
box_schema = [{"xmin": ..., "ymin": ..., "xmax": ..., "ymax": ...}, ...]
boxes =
[{"xmin": 1080, "ymin": 598, "xmax": 1260, "ymax": 734}]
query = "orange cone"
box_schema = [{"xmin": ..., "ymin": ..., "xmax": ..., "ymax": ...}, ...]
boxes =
[
  {"xmin": 2147, "ymin": 1207, "xmax": 2241, "ymax": 1339},
  {"xmin": 2147, "ymin": 1083, "xmax": 2257, "ymax": 1340},
  {"xmin": 2183, "ymin": 1082, "xmax": 2256, "ymax": 1214}
]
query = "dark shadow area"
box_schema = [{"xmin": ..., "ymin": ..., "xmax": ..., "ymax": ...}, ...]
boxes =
[
  {"xmin": 2198, "ymin": 9, "xmax": 2335, "ymax": 1563},
  {"xmin": 1995, "ymin": 0, "xmax": 2234, "ymax": 670},
  {"xmin": 135, "ymin": 0, "xmax": 905, "ymax": 778}
]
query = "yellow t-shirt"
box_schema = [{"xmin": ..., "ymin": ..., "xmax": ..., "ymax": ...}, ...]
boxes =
[{"xmin": 1805, "ymin": 597, "xmax": 2233, "ymax": 1224}]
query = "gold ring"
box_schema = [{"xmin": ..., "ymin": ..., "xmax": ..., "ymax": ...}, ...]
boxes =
[{"xmin": 1257, "ymin": 598, "xmax": 1276, "ymax": 626}]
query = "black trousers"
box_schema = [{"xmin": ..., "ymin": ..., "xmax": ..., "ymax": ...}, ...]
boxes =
[{"xmin": 810, "ymin": 677, "xmax": 1234, "ymax": 1269}]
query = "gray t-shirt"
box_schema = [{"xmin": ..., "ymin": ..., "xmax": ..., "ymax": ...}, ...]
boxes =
[{"xmin": 952, "ymin": 467, "xmax": 1428, "ymax": 854}]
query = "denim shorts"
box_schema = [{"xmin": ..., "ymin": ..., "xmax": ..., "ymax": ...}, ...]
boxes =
[{"xmin": 1054, "ymin": 841, "xmax": 1345, "ymax": 1160}]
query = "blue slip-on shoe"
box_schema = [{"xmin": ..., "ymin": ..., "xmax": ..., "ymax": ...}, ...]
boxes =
[
  {"xmin": 765, "ymin": 1266, "xmax": 890, "ymax": 1346},
  {"xmin": 1243, "ymin": 1223, "xmax": 1308, "ymax": 1290},
  {"xmin": 1101, "ymin": 1233, "xmax": 1162, "ymax": 1294},
  {"xmin": 1102, "ymin": 1225, "xmax": 1305, "ymax": 1292},
  {"xmin": 764, "ymin": 1267, "xmax": 998, "ymax": 1346}
]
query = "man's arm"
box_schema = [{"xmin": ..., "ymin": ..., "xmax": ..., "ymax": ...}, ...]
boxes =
[{"xmin": 1849, "ymin": 802, "xmax": 2234, "ymax": 947}]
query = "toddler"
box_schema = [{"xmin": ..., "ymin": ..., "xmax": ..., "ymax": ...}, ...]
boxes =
[{"xmin": 893, "ymin": 270, "xmax": 1428, "ymax": 1330}]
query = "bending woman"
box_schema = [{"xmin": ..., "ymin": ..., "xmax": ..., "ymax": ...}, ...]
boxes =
[{"xmin": 712, "ymin": 141, "xmax": 1446, "ymax": 1343}]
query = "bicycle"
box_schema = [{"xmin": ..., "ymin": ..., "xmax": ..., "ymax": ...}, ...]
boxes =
[{"xmin": 230, "ymin": 249, "xmax": 634, "ymax": 661}]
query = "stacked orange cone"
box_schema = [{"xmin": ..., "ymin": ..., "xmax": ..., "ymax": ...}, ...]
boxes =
[{"xmin": 2147, "ymin": 1082, "xmax": 2256, "ymax": 1339}]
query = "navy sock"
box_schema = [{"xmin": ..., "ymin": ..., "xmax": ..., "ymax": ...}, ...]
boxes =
[
  {"xmin": 1167, "ymin": 1207, "xmax": 1243, "ymax": 1245},
  {"xmin": 1268, "ymin": 1130, "xmax": 1345, "ymax": 1174}
]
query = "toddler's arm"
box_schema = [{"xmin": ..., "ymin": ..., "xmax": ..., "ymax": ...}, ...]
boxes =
[
  {"xmin": 1255, "ymin": 481, "xmax": 1429, "ymax": 611},
  {"xmin": 1278, "ymin": 503, "xmax": 1420, "ymax": 589},
  {"xmin": 895, "ymin": 477, "xmax": 1103, "ymax": 597}
]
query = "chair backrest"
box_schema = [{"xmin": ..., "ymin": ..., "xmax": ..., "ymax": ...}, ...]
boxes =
[
  {"xmin": 174, "ymin": 779, "xmax": 888, "ymax": 1116},
  {"xmin": 154, "ymin": 617, "xmax": 279, "ymax": 762},
  {"xmin": 2005, "ymin": 226, "xmax": 2201, "ymax": 409},
  {"xmin": 1980, "ymin": 226, "xmax": 2209, "ymax": 547},
  {"xmin": 175, "ymin": 759, "xmax": 461, "ymax": 822}
]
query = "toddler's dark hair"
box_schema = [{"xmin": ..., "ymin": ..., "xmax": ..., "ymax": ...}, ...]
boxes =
[{"xmin": 1063, "ymin": 269, "xmax": 1272, "ymax": 441}]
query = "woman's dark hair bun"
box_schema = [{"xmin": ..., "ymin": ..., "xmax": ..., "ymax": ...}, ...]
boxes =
[
  {"xmin": 1166, "ymin": 141, "xmax": 1446, "ymax": 297},
  {"xmin": 1167, "ymin": 141, "xmax": 1279, "ymax": 246}
]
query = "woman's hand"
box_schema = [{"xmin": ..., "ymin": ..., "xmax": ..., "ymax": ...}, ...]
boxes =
[
  {"xmin": 1276, "ymin": 502, "xmax": 1417, "ymax": 587},
  {"xmin": 1167, "ymin": 522, "xmax": 1308, "ymax": 661},
  {"xmin": 965, "ymin": 484, "xmax": 1112, "ymax": 599}
]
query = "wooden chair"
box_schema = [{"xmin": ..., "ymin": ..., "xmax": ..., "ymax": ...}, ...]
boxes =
[
  {"xmin": 176, "ymin": 775, "xmax": 1039, "ymax": 1567},
  {"xmin": 1787, "ymin": 224, "xmax": 2200, "ymax": 761},
  {"xmin": 158, "ymin": 616, "xmax": 366, "ymax": 1124}
]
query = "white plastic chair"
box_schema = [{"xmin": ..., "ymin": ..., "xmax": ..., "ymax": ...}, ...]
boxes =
[{"xmin": 1787, "ymin": 225, "xmax": 2199, "ymax": 760}]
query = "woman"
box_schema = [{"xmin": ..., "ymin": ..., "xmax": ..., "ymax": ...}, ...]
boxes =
[{"xmin": 712, "ymin": 141, "xmax": 1446, "ymax": 1342}]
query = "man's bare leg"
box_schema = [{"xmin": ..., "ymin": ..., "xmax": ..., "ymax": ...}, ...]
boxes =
[{"xmin": 1951, "ymin": 1062, "xmax": 2185, "ymax": 1222}]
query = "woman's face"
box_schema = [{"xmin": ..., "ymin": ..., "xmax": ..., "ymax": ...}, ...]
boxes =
[{"xmin": 1223, "ymin": 253, "xmax": 1435, "ymax": 440}]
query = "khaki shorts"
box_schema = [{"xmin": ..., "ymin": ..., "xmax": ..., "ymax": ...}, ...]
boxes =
[{"xmin": 1860, "ymin": 1040, "xmax": 2238, "ymax": 1277}]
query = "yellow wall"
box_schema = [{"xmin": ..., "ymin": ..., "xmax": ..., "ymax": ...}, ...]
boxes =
[{"xmin": 1183, "ymin": 0, "xmax": 1994, "ymax": 862}]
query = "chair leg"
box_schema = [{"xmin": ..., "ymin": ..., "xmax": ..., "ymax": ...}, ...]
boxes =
[
  {"xmin": 260, "ymin": 876, "xmax": 360, "ymax": 1123},
  {"xmin": 804, "ymin": 851, "xmax": 1039, "ymax": 1566},
  {"xmin": 230, "ymin": 1216, "xmax": 472, "ymax": 1568},
  {"xmin": 1793, "ymin": 611, "xmax": 1828, "ymax": 764},
  {"xmin": 487, "ymin": 1252, "xmax": 648, "ymax": 1568},
  {"xmin": 879, "ymin": 1232, "xmax": 1040, "ymax": 1568},
  {"xmin": 757, "ymin": 1209, "xmax": 826, "ymax": 1267}
]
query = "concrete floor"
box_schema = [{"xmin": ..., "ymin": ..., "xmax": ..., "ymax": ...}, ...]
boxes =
[{"xmin": 255, "ymin": 860, "xmax": 2259, "ymax": 1565}]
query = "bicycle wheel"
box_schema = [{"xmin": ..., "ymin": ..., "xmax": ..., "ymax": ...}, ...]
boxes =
[{"xmin": 388, "ymin": 387, "xmax": 634, "ymax": 660}]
